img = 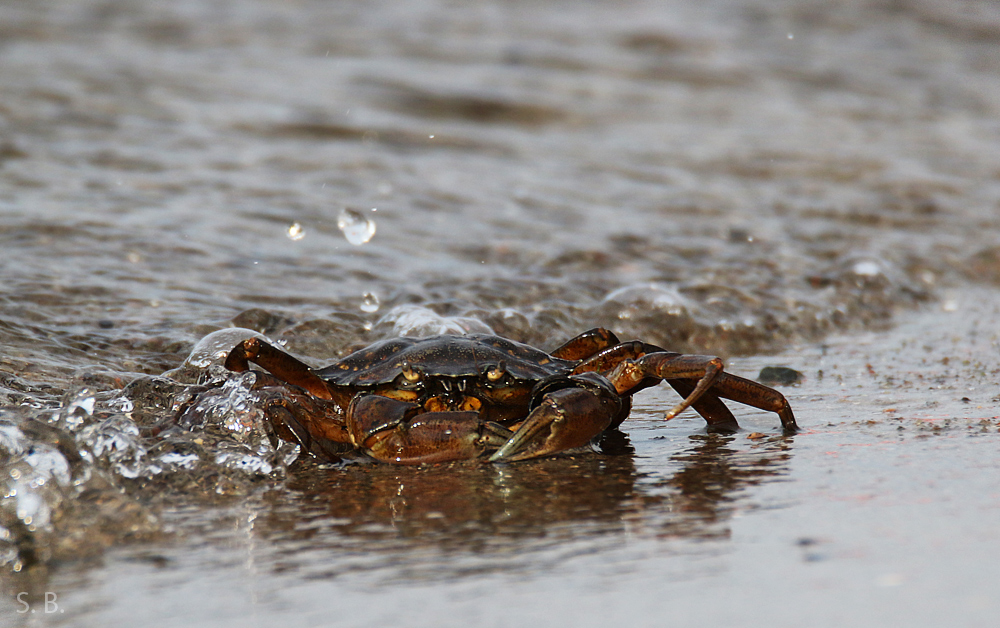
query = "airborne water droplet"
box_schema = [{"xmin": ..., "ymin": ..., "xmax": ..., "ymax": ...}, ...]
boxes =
[
  {"xmin": 287, "ymin": 222, "xmax": 305, "ymax": 241},
  {"xmin": 360, "ymin": 292, "xmax": 380, "ymax": 313},
  {"xmin": 337, "ymin": 208, "xmax": 376, "ymax": 245}
]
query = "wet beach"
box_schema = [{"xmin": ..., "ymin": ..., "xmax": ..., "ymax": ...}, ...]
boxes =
[{"xmin": 2, "ymin": 1, "xmax": 1000, "ymax": 626}]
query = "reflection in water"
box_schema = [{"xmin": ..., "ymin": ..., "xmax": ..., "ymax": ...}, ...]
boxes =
[
  {"xmin": 660, "ymin": 434, "xmax": 789, "ymax": 533},
  {"xmin": 0, "ymin": 427, "xmax": 795, "ymax": 606},
  {"xmin": 240, "ymin": 431, "xmax": 794, "ymax": 581}
]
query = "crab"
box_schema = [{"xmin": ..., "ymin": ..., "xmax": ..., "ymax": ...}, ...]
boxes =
[{"xmin": 223, "ymin": 328, "xmax": 797, "ymax": 464}]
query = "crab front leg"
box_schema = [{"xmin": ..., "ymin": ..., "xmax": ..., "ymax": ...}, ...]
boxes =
[
  {"xmin": 489, "ymin": 373, "xmax": 624, "ymax": 462},
  {"xmin": 348, "ymin": 395, "xmax": 513, "ymax": 464}
]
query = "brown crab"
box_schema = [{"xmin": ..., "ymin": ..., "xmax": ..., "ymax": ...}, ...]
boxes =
[{"xmin": 223, "ymin": 328, "xmax": 797, "ymax": 464}]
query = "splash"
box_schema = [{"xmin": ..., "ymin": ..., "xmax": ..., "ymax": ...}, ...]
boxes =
[
  {"xmin": 377, "ymin": 305, "xmax": 493, "ymax": 337},
  {"xmin": 183, "ymin": 328, "xmax": 265, "ymax": 369}
]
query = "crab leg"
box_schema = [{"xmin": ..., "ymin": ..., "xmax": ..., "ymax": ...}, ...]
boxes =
[
  {"xmin": 348, "ymin": 395, "xmax": 513, "ymax": 464},
  {"xmin": 225, "ymin": 338, "xmax": 333, "ymax": 400},
  {"xmin": 549, "ymin": 327, "xmax": 621, "ymax": 360},
  {"xmin": 665, "ymin": 379, "xmax": 740, "ymax": 432},
  {"xmin": 263, "ymin": 399, "xmax": 351, "ymax": 463},
  {"xmin": 609, "ymin": 353, "xmax": 798, "ymax": 433},
  {"xmin": 237, "ymin": 374, "xmax": 352, "ymax": 462},
  {"xmin": 606, "ymin": 353, "xmax": 725, "ymax": 420},
  {"xmin": 688, "ymin": 371, "xmax": 798, "ymax": 432}
]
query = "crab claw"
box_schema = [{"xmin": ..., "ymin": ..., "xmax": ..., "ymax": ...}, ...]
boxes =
[{"xmin": 489, "ymin": 376, "xmax": 622, "ymax": 462}]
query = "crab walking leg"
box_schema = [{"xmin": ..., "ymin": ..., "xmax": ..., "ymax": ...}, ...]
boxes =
[
  {"xmin": 225, "ymin": 338, "xmax": 333, "ymax": 400},
  {"xmin": 570, "ymin": 340, "xmax": 648, "ymax": 374},
  {"xmin": 607, "ymin": 353, "xmax": 725, "ymax": 421},
  {"xmin": 490, "ymin": 374, "xmax": 623, "ymax": 462},
  {"xmin": 347, "ymin": 395, "xmax": 513, "ymax": 464},
  {"xmin": 694, "ymin": 371, "xmax": 798, "ymax": 432},
  {"xmin": 549, "ymin": 327, "xmax": 621, "ymax": 361},
  {"xmin": 666, "ymin": 380, "xmax": 740, "ymax": 431},
  {"xmin": 243, "ymin": 375, "xmax": 353, "ymax": 462},
  {"xmin": 264, "ymin": 401, "xmax": 349, "ymax": 463}
]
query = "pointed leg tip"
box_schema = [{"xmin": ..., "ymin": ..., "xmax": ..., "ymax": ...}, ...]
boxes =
[
  {"xmin": 779, "ymin": 408, "xmax": 798, "ymax": 434},
  {"xmin": 663, "ymin": 403, "xmax": 687, "ymax": 421}
]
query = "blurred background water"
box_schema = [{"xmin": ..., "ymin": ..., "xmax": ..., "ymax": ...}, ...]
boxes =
[{"xmin": 2, "ymin": 0, "xmax": 1000, "ymax": 626}]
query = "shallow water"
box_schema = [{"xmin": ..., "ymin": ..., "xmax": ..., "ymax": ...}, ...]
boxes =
[{"xmin": 2, "ymin": 0, "xmax": 1000, "ymax": 626}]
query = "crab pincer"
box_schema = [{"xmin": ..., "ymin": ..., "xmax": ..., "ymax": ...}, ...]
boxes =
[{"xmin": 489, "ymin": 373, "xmax": 623, "ymax": 462}]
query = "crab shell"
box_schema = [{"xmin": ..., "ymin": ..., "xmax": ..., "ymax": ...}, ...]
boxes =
[
  {"xmin": 316, "ymin": 335, "xmax": 574, "ymax": 385},
  {"xmin": 313, "ymin": 335, "xmax": 593, "ymax": 427}
]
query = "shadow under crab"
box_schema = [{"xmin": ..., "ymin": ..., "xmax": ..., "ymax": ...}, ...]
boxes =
[{"xmin": 221, "ymin": 328, "xmax": 797, "ymax": 464}]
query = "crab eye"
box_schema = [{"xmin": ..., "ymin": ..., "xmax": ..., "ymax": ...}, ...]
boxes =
[
  {"xmin": 486, "ymin": 361, "xmax": 506, "ymax": 382},
  {"xmin": 400, "ymin": 362, "xmax": 422, "ymax": 383}
]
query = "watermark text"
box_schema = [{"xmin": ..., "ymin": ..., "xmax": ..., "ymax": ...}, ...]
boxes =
[{"xmin": 15, "ymin": 592, "xmax": 63, "ymax": 614}]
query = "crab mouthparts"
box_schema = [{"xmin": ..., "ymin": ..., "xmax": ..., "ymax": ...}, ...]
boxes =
[{"xmin": 424, "ymin": 394, "xmax": 483, "ymax": 413}]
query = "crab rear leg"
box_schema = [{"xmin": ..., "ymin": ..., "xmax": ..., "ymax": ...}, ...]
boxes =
[
  {"xmin": 348, "ymin": 395, "xmax": 513, "ymax": 464},
  {"xmin": 549, "ymin": 328, "xmax": 621, "ymax": 360},
  {"xmin": 693, "ymin": 371, "xmax": 798, "ymax": 432},
  {"xmin": 666, "ymin": 379, "xmax": 740, "ymax": 432},
  {"xmin": 611, "ymin": 353, "xmax": 798, "ymax": 433},
  {"xmin": 225, "ymin": 338, "xmax": 333, "ymax": 400},
  {"xmin": 607, "ymin": 353, "xmax": 726, "ymax": 420},
  {"xmin": 489, "ymin": 373, "xmax": 623, "ymax": 462}
]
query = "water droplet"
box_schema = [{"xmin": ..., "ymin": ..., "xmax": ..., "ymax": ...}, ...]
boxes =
[
  {"xmin": 287, "ymin": 222, "xmax": 305, "ymax": 241},
  {"xmin": 360, "ymin": 292, "xmax": 380, "ymax": 313},
  {"xmin": 337, "ymin": 208, "xmax": 376, "ymax": 245}
]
